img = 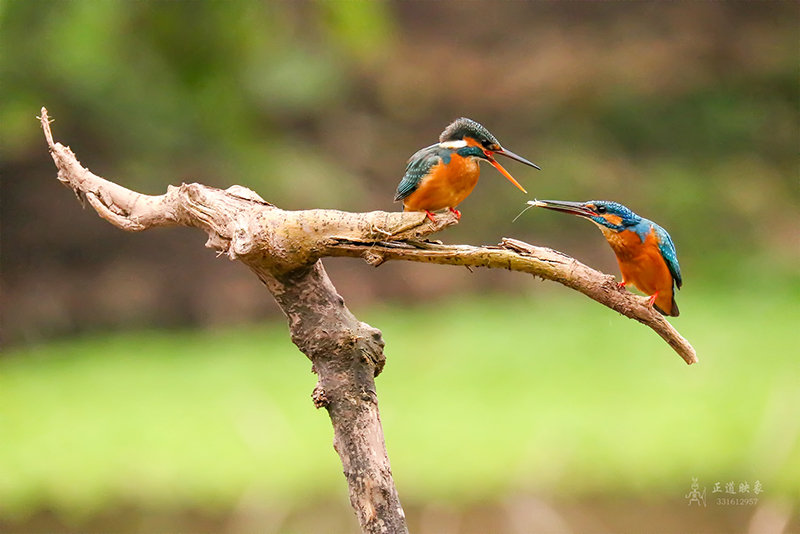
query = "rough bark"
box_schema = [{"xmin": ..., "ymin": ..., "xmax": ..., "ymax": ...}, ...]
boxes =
[
  {"xmin": 40, "ymin": 107, "xmax": 697, "ymax": 533},
  {"xmin": 324, "ymin": 238, "xmax": 696, "ymax": 363},
  {"xmin": 254, "ymin": 262, "xmax": 404, "ymax": 531}
]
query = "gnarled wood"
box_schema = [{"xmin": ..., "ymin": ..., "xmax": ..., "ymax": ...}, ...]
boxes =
[
  {"xmin": 40, "ymin": 106, "xmax": 697, "ymax": 533},
  {"xmin": 254, "ymin": 262, "xmax": 404, "ymax": 531},
  {"xmin": 324, "ymin": 237, "xmax": 696, "ymax": 364}
]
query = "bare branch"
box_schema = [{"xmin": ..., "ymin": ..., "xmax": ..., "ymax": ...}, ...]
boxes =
[
  {"xmin": 41, "ymin": 107, "xmax": 420, "ymax": 534},
  {"xmin": 40, "ymin": 108, "xmax": 454, "ymax": 271},
  {"xmin": 39, "ymin": 106, "xmax": 697, "ymax": 532},
  {"xmin": 325, "ymin": 237, "xmax": 697, "ymax": 364},
  {"xmin": 40, "ymin": 106, "xmax": 696, "ymax": 364}
]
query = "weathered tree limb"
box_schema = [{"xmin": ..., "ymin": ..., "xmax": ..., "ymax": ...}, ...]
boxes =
[
  {"xmin": 41, "ymin": 108, "xmax": 414, "ymax": 533},
  {"xmin": 324, "ymin": 239, "xmax": 697, "ymax": 364},
  {"xmin": 251, "ymin": 262, "xmax": 405, "ymax": 530},
  {"xmin": 40, "ymin": 106, "xmax": 697, "ymax": 532}
]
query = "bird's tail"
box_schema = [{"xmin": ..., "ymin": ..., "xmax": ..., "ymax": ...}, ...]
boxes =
[{"xmin": 654, "ymin": 294, "xmax": 680, "ymax": 317}]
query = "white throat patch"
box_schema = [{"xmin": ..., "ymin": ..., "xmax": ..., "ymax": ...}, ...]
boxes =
[{"xmin": 438, "ymin": 140, "xmax": 468, "ymax": 149}]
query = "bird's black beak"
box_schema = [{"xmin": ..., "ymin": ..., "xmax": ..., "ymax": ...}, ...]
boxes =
[
  {"xmin": 527, "ymin": 199, "xmax": 597, "ymax": 218},
  {"xmin": 494, "ymin": 147, "xmax": 541, "ymax": 170}
]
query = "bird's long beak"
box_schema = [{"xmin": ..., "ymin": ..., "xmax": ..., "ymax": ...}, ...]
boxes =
[
  {"xmin": 527, "ymin": 199, "xmax": 596, "ymax": 218},
  {"xmin": 487, "ymin": 157, "xmax": 528, "ymax": 193},
  {"xmin": 487, "ymin": 147, "xmax": 539, "ymax": 194},
  {"xmin": 494, "ymin": 148, "xmax": 541, "ymax": 171}
]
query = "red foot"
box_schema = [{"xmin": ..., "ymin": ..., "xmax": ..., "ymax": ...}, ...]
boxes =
[
  {"xmin": 448, "ymin": 207, "xmax": 462, "ymax": 220},
  {"xmin": 424, "ymin": 210, "xmax": 437, "ymax": 222},
  {"xmin": 647, "ymin": 291, "xmax": 659, "ymax": 307},
  {"xmin": 617, "ymin": 280, "xmax": 627, "ymax": 289}
]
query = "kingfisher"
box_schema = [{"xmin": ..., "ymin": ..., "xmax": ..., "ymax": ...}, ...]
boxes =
[
  {"xmin": 528, "ymin": 199, "xmax": 682, "ymax": 316},
  {"xmin": 394, "ymin": 118, "xmax": 540, "ymax": 221}
]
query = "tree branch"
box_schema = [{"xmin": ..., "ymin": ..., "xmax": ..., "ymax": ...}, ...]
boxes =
[
  {"xmin": 324, "ymin": 238, "xmax": 696, "ymax": 364},
  {"xmin": 40, "ymin": 105, "xmax": 697, "ymax": 531},
  {"xmin": 41, "ymin": 107, "xmax": 427, "ymax": 534}
]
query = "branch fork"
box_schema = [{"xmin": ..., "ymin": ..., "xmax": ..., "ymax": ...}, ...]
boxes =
[{"xmin": 39, "ymin": 107, "xmax": 696, "ymax": 534}]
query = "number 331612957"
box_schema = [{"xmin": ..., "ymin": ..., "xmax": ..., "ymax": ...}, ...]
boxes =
[{"xmin": 716, "ymin": 497, "xmax": 759, "ymax": 506}]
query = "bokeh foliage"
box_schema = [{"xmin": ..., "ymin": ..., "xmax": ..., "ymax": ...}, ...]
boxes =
[
  {"xmin": 2, "ymin": 1, "xmax": 798, "ymax": 342},
  {"xmin": 2, "ymin": 1, "xmax": 392, "ymax": 200}
]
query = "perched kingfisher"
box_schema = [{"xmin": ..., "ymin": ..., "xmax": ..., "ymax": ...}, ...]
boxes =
[
  {"xmin": 529, "ymin": 199, "xmax": 683, "ymax": 316},
  {"xmin": 394, "ymin": 118, "xmax": 540, "ymax": 221}
]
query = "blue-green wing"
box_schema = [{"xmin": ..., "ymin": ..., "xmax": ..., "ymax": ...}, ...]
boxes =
[
  {"xmin": 654, "ymin": 223, "xmax": 682, "ymax": 289},
  {"xmin": 394, "ymin": 145, "xmax": 441, "ymax": 202}
]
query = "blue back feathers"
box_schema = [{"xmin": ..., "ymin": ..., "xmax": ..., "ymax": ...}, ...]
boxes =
[
  {"xmin": 394, "ymin": 144, "xmax": 439, "ymax": 201},
  {"xmin": 654, "ymin": 224, "xmax": 682, "ymax": 289}
]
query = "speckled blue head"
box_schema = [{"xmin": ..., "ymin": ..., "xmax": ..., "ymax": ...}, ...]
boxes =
[
  {"xmin": 584, "ymin": 200, "xmax": 642, "ymax": 230},
  {"xmin": 437, "ymin": 118, "xmax": 541, "ymax": 174},
  {"xmin": 439, "ymin": 118, "xmax": 501, "ymax": 150},
  {"xmin": 529, "ymin": 199, "xmax": 642, "ymax": 232}
]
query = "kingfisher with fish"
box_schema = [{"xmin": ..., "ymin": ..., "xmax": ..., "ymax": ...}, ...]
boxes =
[
  {"xmin": 528, "ymin": 199, "xmax": 683, "ymax": 316},
  {"xmin": 394, "ymin": 118, "xmax": 540, "ymax": 221}
]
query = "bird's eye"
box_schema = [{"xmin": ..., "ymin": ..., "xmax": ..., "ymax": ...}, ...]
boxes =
[{"xmin": 596, "ymin": 205, "xmax": 607, "ymax": 214}]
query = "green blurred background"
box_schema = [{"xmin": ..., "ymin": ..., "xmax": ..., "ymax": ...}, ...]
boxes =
[{"xmin": 1, "ymin": 2, "xmax": 798, "ymax": 533}]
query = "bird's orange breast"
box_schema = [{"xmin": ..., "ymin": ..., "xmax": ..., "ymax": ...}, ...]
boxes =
[
  {"xmin": 402, "ymin": 154, "xmax": 481, "ymax": 212},
  {"xmin": 601, "ymin": 227, "xmax": 675, "ymax": 312}
]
